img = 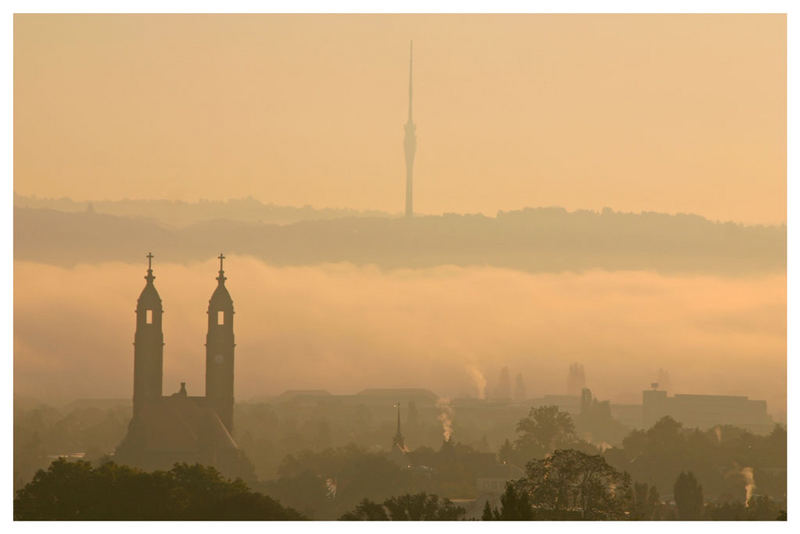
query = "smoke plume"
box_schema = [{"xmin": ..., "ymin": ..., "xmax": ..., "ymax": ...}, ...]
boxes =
[
  {"xmin": 325, "ymin": 477, "xmax": 337, "ymax": 500},
  {"xmin": 466, "ymin": 366, "xmax": 487, "ymax": 400},
  {"xmin": 436, "ymin": 398, "xmax": 454, "ymax": 442},
  {"xmin": 741, "ymin": 467, "xmax": 756, "ymax": 506}
]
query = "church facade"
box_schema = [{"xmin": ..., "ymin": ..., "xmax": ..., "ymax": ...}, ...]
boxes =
[{"xmin": 115, "ymin": 254, "xmax": 253, "ymax": 480}]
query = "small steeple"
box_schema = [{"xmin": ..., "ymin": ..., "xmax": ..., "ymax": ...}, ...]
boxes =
[
  {"xmin": 145, "ymin": 252, "xmax": 155, "ymax": 284},
  {"xmin": 392, "ymin": 402, "xmax": 406, "ymax": 451},
  {"xmin": 216, "ymin": 253, "xmax": 226, "ymax": 285}
]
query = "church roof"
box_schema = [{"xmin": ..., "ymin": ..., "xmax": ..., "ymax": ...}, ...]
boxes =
[
  {"xmin": 137, "ymin": 281, "xmax": 162, "ymax": 308},
  {"xmin": 209, "ymin": 281, "xmax": 233, "ymax": 306},
  {"xmin": 117, "ymin": 396, "xmax": 238, "ymax": 459}
]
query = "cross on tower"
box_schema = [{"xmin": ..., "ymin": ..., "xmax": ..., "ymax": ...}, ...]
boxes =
[
  {"xmin": 218, "ymin": 253, "xmax": 225, "ymax": 272},
  {"xmin": 147, "ymin": 252, "xmax": 153, "ymax": 270}
]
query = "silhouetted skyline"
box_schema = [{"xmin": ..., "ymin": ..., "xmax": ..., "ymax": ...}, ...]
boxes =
[{"xmin": 12, "ymin": 14, "xmax": 787, "ymax": 522}]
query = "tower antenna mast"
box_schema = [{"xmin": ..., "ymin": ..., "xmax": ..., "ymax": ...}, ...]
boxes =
[{"xmin": 403, "ymin": 41, "xmax": 417, "ymax": 218}]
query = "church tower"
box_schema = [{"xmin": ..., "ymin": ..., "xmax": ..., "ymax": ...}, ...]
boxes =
[
  {"xmin": 404, "ymin": 40, "xmax": 417, "ymax": 217},
  {"xmin": 205, "ymin": 253, "xmax": 235, "ymax": 433},
  {"xmin": 133, "ymin": 253, "xmax": 164, "ymax": 417}
]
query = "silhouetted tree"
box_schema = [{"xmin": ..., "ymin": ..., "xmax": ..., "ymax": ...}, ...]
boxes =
[
  {"xmin": 604, "ymin": 416, "xmax": 787, "ymax": 506},
  {"xmin": 518, "ymin": 449, "xmax": 631, "ymax": 520},
  {"xmin": 515, "ymin": 405, "xmax": 578, "ymax": 459},
  {"xmin": 481, "ymin": 500, "xmax": 495, "ymax": 520},
  {"xmin": 498, "ymin": 438, "xmax": 514, "ymax": 464},
  {"xmin": 673, "ymin": 471, "xmax": 704, "ymax": 520},
  {"xmin": 14, "ymin": 458, "xmax": 303, "ymax": 520},
  {"xmin": 340, "ymin": 493, "xmax": 464, "ymax": 521},
  {"xmin": 746, "ymin": 495, "xmax": 781, "ymax": 520},
  {"xmin": 631, "ymin": 482, "xmax": 662, "ymax": 520},
  {"xmin": 339, "ymin": 498, "xmax": 389, "ymax": 520},
  {"xmin": 703, "ymin": 494, "xmax": 783, "ymax": 520},
  {"xmin": 495, "ymin": 482, "xmax": 533, "ymax": 520}
]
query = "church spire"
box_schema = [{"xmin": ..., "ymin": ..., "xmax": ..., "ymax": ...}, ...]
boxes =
[
  {"xmin": 216, "ymin": 252, "xmax": 226, "ymax": 285},
  {"xmin": 145, "ymin": 252, "xmax": 155, "ymax": 284},
  {"xmin": 392, "ymin": 402, "xmax": 406, "ymax": 451}
]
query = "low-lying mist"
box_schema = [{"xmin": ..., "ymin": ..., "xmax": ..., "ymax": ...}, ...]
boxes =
[{"xmin": 14, "ymin": 257, "xmax": 786, "ymax": 419}]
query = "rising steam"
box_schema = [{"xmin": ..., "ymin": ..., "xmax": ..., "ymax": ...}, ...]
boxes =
[
  {"xmin": 741, "ymin": 467, "xmax": 755, "ymax": 506},
  {"xmin": 325, "ymin": 477, "xmax": 337, "ymax": 500},
  {"xmin": 436, "ymin": 397, "xmax": 454, "ymax": 441},
  {"xmin": 466, "ymin": 365, "xmax": 487, "ymax": 400}
]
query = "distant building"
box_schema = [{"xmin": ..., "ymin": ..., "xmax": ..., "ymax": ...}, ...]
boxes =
[
  {"xmin": 115, "ymin": 254, "xmax": 252, "ymax": 480},
  {"xmin": 356, "ymin": 388, "xmax": 438, "ymax": 405},
  {"xmin": 642, "ymin": 388, "xmax": 773, "ymax": 433},
  {"xmin": 566, "ymin": 363, "xmax": 586, "ymax": 396},
  {"xmin": 276, "ymin": 389, "xmax": 333, "ymax": 400},
  {"xmin": 531, "ymin": 394, "xmax": 582, "ymax": 415},
  {"xmin": 476, "ymin": 462, "xmax": 524, "ymax": 495},
  {"xmin": 513, "ymin": 373, "xmax": 526, "ymax": 401},
  {"xmin": 492, "ymin": 367, "xmax": 512, "ymax": 401},
  {"xmin": 609, "ymin": 403, "xmax": 643, "ymax": 429}
]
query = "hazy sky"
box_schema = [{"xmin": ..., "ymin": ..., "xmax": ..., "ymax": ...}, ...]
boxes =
[
  {"xmin": 12, "ymin": 15, "xmax": 787, "ymax": 420},
  {"xmin": 14, "ymin": 14, "xmax": 785, "ymax": 224}
]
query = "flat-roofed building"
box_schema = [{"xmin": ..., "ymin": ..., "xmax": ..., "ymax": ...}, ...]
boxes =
[{"xmin": 642, "ymin": 389, "xmax": 772, "ymax": 433}]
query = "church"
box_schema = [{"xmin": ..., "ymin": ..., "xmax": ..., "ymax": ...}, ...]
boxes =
[{"xmin": 115, "ymin": 253, "xmax": 254, "ymax": 480}]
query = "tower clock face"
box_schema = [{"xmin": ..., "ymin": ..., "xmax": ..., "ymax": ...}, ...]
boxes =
[{"xmin": 214, "ymin": 354, "xmax": 224, "ymax": 364}]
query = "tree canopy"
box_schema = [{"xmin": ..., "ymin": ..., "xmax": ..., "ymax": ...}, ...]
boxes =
[
  {"xmin": 339, "ymin": 492, "xmax": 465, "ymax": 520},
  {"xmin": 517, "ymin": 448, "xmax": 632, "ymax": 520},
  {"xmin": 14, "ymin": 458, "xmax": 304, "ymax": 520},
  {"xmin": 510, "ymin": 405, "xmax": 598, "ymax": 464}
]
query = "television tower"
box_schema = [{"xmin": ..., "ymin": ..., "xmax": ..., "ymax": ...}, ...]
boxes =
[{"xmin": 404, "ymin": 41, "xmax": 417, "ymax": 217}]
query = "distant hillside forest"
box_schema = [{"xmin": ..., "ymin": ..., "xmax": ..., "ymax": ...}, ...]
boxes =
[
  {"xmin": 14, "ymin": 197, "xmax": 785, "ymax": 274},
  {"xmin": 14, "ymin": 193, "xmax": 388, "ymax": 226}
]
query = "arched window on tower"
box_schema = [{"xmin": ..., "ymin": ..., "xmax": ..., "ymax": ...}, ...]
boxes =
[
  {"xmin": 217, "ymin": 310, "xmax": 224, "ymax": 325},
  {"xmin": 146, "ymin": 309, "xmax": 153, "ymax": 324}
]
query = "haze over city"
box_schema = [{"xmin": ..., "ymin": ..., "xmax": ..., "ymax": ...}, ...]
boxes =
[{"xmin": 12, "ymin": 13, "xmax": 787, "ymax": 522}]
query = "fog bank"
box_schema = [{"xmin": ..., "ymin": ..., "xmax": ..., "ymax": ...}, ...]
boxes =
[{"xmin": 14, "ymin": 258, "xmax": 785, "ymax": 420}]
